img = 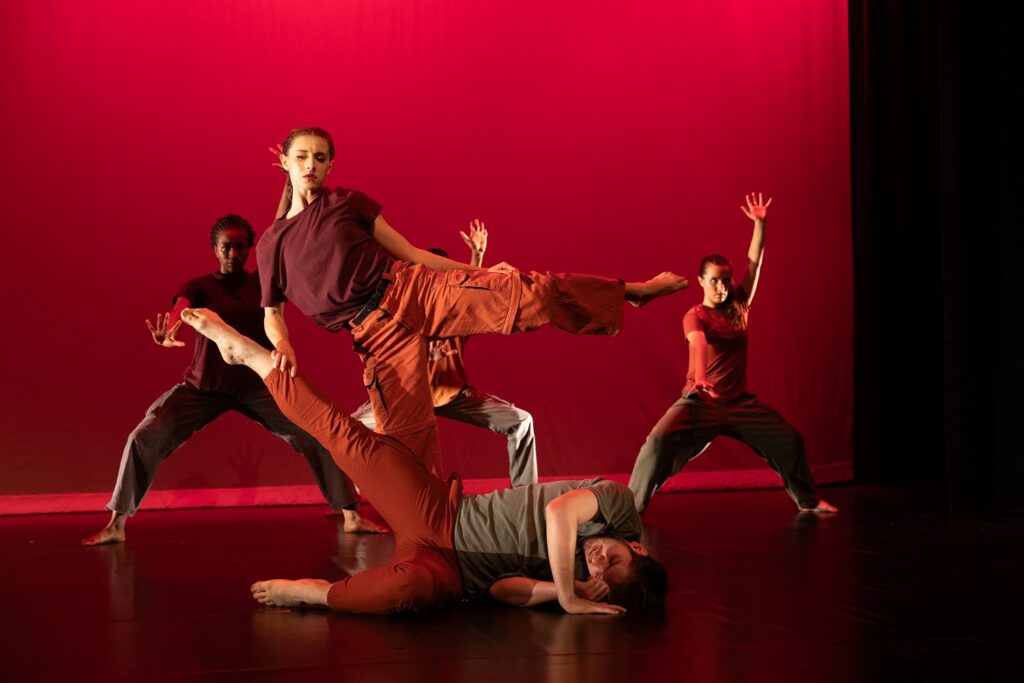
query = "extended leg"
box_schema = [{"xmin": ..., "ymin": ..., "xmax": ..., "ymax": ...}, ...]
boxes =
[
  {"xmin": 435, "ymin": 388, "xmax": 538, "ymax": 487},
  {"xmin": 350, "ymin": 267, "xmax": 671, "ymax": 479},
  {"xmin": 83, "ymin": 384, "xmax": 228, "ymax": 545},
  {"xmin": 627, "ymin": 398, "xmax": 722, "ymax": 513},
  {"xmin": 726, "ymin": 398, "xmax": 836, "ymax": 512}
]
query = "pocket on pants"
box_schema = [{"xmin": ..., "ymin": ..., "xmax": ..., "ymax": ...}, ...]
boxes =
[{"xmin": 362, "ymin": 359, "xmax": 390, "ymax": 424}]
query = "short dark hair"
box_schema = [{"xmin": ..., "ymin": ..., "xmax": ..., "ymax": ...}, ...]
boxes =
[
  {"xmin": 608, "ymin": 549, "xmax": 669, "ymax": 612},
  {"xmin": 210, "ymin": 214, "xmax": 255, "ymax": 248},
  {"xmin": 427, "ymin": 247, "xmax": 449, "ymax": 258},
  {"xmin": 283, "ymin": 127, "xmax": 335, "ymax": 160}
]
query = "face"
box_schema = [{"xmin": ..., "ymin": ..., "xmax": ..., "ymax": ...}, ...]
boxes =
[
  {"xmin": 582, "ymin": 536, "xmax": 648, "ymax": 584},
  {"xmin": 214, "ymin": 227, "xmax": 251, "ymax": 274},
  {"xmin": 698, "ymin": 262, "xmax": 733, "ymax": 305},
  {"xmin": 281, "ymin": 135, "xmax": 333, "ymax": 192}
]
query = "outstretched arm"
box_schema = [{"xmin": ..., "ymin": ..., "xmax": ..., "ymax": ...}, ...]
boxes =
[
  {"xmin": 263, "ymin": 304, "xmax": 297, "ymax": 377},
  {"xmin": 739, "ymin": 192, "xmax": 771, "ymax": 304},
  {"xmin": 460, "ymin": 219, "xmax": 488, "ymax": 267},
  {"xmin": 372, "ymin": 215, "xmax": 479, "ymax": 271},
  {"xmin": 545, "ymin": 489, "xmax": 626, "ymax": 615}
]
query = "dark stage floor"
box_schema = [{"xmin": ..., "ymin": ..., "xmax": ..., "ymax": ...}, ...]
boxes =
[{"xmin": 1, "ymin": 485, "xmax": 1021, "ymax": 682}]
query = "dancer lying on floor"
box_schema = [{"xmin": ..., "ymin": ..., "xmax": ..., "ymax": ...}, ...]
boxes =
[{"xmin": 181, "ymin": 308, "xmax": 668, "ymax": 615}]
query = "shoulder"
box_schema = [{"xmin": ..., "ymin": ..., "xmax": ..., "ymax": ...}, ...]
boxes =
[
  {"xmin": 182, "ymin": 272, "xmax": 217, "ymax": 291},
  {"xmin": 683, "ymin": 305, "xmax": 707, "ymax": 327}
]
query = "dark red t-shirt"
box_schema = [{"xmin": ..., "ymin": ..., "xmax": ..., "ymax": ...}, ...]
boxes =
[
  {"xmin": 175, "ymin": 270, "xmax": 272, "ymax": 394},
  {"xmin": 682, "ymin": 297, "xmax": 751, "ymax": 400},
  {"xmin": 256, "ymin": 187, "xmax": 392, "ymax": 332}
]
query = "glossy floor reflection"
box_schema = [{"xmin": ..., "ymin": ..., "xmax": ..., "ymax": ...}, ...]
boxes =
[{"xmin": 1, "ymin": 485, "xmax": 1021, "ymax": 682}]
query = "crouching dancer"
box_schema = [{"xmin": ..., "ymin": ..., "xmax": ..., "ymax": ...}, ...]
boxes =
[{"xmin": 181, "ymin": 308, "xmax": 668, "ymax": 615}]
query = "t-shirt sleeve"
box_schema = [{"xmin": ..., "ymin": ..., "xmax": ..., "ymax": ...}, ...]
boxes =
[
  {"xmin": 682, "ymin": 307, "xmax": 704, "ymax": 340},
  {"xmin": 174, "ymin": 277, "xmax": 203, "ymax": 306},
  {"xmin": 256, "ymin": 242, "xmax": 287, "ymax": 307},
  {"xmin": 583, "ymin": 480, "xmax": 642, "ymax": 540},
  {"xmin": 346, "ymin": 189, "xmax": 383, "ymax": 233}
]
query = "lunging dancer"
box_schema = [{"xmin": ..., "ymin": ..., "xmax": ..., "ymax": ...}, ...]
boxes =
[
  {"xmin": 628, "ymin": 194, "xmax": 838, "ymax": 514},
  {"xmin": 83, "ymin": 216, "xmax": 382, "ymax": 546},
  {"xmin": 181, "ymin": 308, "xmax": 668, "ymax": 615},
  {"xmin": 258, "ymin": 126, "xmax": 687, "ymax": 478}
]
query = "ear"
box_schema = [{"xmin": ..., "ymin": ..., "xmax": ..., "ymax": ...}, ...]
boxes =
[
  {"xmin": 327, "ymin": 159, "xmax": 333, "ymax": 175},
  {"xmin": 629, "ymin": 541, "xmax": 649, "ymax": 557}
]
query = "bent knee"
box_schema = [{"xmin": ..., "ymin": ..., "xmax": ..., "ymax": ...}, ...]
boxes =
[{"xmin": 387, "ymin": 564, "xmax": 437, "ymax": 612}]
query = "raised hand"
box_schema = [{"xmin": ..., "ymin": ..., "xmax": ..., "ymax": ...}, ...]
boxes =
[
  {"xmin": 740, "ymin": 192, "xmax": 772, "ymax": 222},
  {"xmin": 145, "ymin": 312, "xmax": 185, "ymax": 348},
  {"xmin": 460, "ymin": 219, "xmax": 488, "ymax": 266},
  {"xmin": 460, "ymin": 219, "xmax": 488, "ymax": 254},
  {"xmin": 268, "ymin": 143, "xmax": 286, "ymax": 174}
]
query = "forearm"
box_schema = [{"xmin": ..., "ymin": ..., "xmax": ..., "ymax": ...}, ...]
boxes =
[
  {"xmin": 275, "ymin": 179, "xmax": 292, "ymax": 220},
  {"xmin": 544, "ymin": 490, "xmax": 598, "ymax": 610},
  {"xmin": 489, "ymin": 577, "xmax": 558, "ymax": 607},
  {"xmin": 413, "ymin": 247, "xmax": 478, "ymax": 271},
  {"xmin": 170, "ymin": 297, "xmax": 190, "ymax": 323},
  {"xmin": 545, "ymin": 509, "xmax": 580, "ymax": 608},
  {"xmin": 263, "ymin": 307, "xmax": 290, "ymax": 348},
  {"xmin": 747, "ymin": 218, "xmax": 766, "ymax": 266},
  {"xmin": 687, "ymin": 332, "xmax": 709, "ymax": 386}
]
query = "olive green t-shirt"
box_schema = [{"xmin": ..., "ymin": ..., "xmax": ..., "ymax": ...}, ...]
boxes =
[{"xmin": 453, "ymin": 478, "xmax": 642, "ymax": 597}]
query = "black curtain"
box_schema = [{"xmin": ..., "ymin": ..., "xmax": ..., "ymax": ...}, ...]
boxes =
[{"xmin": 850, "ymin": 1, "xmax": 1023, "ymax": 510}]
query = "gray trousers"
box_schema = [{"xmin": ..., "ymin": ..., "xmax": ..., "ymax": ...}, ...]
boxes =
[
  {"xmin": 351, "ymin": 386, "xmax": 538, "ymax": 487},
  {"xmin": 107, "ymin": 383, "xmax": 358, "ymax": 516},
  {"xmin": 628, "ymin": 394, "xmax": 820, "ymax": 512}
]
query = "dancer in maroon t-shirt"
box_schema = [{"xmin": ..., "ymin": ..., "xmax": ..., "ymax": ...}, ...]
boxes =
[
  {"xmin": 83, "ymin": 216, "xmax": 384, "ymax": 547},
  {"xmin": 628, "ymin": 194, "xmax": 838, "ymax": 514},
  {"xmin": 257, "ymin": 127, "xmax": 688, "ymax": 478}
]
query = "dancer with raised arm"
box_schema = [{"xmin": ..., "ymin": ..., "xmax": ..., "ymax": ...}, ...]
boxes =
[
  {"xmin": 628, "ymin": 194, "xmax": 837, "ymax": 514},
  {"xmin": 180, "ymin": 307, "xmax": 668, "ymax": 615},
  {"xmin": 258, "ymin": 127, "xmax": 687, "ymax": 477},
  {"xmin": 83, "ymin": 216, "xmax": 382, "ymax": 546},
  {"xmin": 352, "ymin": 223, "xmax": 538, "ymax": 487}
]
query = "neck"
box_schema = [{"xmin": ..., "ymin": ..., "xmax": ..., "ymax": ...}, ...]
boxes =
[{"xmin": 288, "ymin": 186, "xmax": 322, "ymax": 218}]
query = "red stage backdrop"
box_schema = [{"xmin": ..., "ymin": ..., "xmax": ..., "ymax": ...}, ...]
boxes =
[{"xmin": 0, "ymin": 1, "xmax": 851, "ymax": 507}]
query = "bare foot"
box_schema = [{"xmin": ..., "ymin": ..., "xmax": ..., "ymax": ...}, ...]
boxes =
[
  {"xmin": 327, "ymin": 508, "xmax": 389, "ymax": 533},
  {"xmin": 82, "ymin": 525, "xmax": 126, "ymax": 546},
  {"xmin": 251, "ymin": 579, "xmax": 331, "ymax": 607},
  {"xmin": 180, "ymin": 308, "xmax": 256, "ymax": 366},
  {"xmin": 625, "ymin": 272, "xmax": 689, "ymax": 307},
  {"xmin": 800, "ymin": 499, "xmax": 839, "ymax": 514},
  {"xmin": 82, "ymin": 512, "xmax": 127, "ymax": 546}
]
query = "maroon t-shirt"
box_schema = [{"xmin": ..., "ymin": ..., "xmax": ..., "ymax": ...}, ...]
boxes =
[
  {"xmin": 256, "ymin": 187, "xmax": 392, "ymax": 332},
  {"xmin": 175, "ymin": 270, "xmax": 272, "ymax": 394},
  {"xmin": 682, "ymin": 297, "xmax": 751, "ymax": 400}
]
